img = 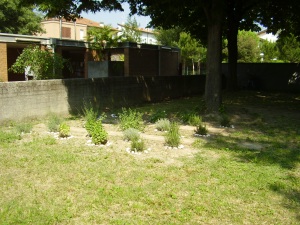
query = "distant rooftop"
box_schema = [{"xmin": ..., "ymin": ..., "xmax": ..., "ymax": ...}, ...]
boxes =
[{"xmin": 43, "ymin": 17, "xmax": 101, "ymax": 28}]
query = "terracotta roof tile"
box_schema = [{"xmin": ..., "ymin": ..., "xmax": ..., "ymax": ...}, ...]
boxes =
[{"xmin": 43, "ymin": 17, "xmax": 100, "ymax": 27}]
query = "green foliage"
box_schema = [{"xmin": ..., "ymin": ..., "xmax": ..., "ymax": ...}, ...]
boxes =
[
  {"xmin": 259, "ymin": 39, "xmax": 279, "ymax": 62},
  {"xmin": 131, "ymin": 137, "xmax": 145, "ymax": 152},
  {"xmin": 83, "ymin": 103, "xmax": 98, "ymax": 136},
  {"xmin": 91, "ymin": 120, "xmax": 108, "ymax": 145},
  {"xmin": 120, "ymin": 16, "xmax": 142, "ymax": 43},
  {"xmin": 87, "ymin": 25, "xmax": 120, "ymax": 61},
  {"xmin": 220, "ymin": 114, "xmax": 231, "ymax": 127},
  {"xmin": 195, "ymin": 123, "xmax": 208, "ymax": 136},
  {"xmin": 0, "ymin": 0, "xmax": 44, "ymax": 35},
  {"xmin": 165, "ymin": 122, "xmax": 180, "ymax": 147},
  {"xmin": 155, "ymin": 27, "xmax": 181, "ymax": 47},
  {"xmin": 123, "ymin": 128, "xmax": 140, "ymax": 141},
  {"xmin": 15, "ymin": 122, "xmax": 33, "ymax": 134},
  {"xmin": 277, "ymin": 34, "xmax": 300, "ymax": 63},
  {"xmin": 9, "ymin": 45, "xmax": 71, "ymax": 80},
  {"xmin": 156, "ymin": 28, "xmax": 207, "ymax": 74},
  {"xmin": 176, "ymin": 32, "xmax": 207, "ymax": 65},
  {"xmin": 39, "ymin": 136, "xmax": 56, "ymax": 145},
  {"xmin": 187, "ymin": 114, "xmax": 202, "ymax": 126},
  {"xmin": 59, "ymin": 122, "xmax": 70, "ymax": 138},
  {"xmin": 180, "ymin": 112, "xmax": 202, "ymax": 126},
  {"xmin": 47, "ymin": 114, "xmax": 62, "ymax": 132},
  {"xmin": 123, "ymin": 127, "xmax": 145, "ymax": 151},
  {"xmin": 0, "ymin": 130, "xmax": 20, "ymax": 144},
  {"xmin": 237, "ymin": 30, "xmax": 260, "ymax": 63},
  {"xmin": 149, "ymin": 110, "xmax": 167, "ymax": 123},
  {"xmin": 155, "ymin": 118, "xmax": 171, "ymax": 131},
  {"xmin": 118, "ymin": 108, "xmax": 144, "ymax": 131}
]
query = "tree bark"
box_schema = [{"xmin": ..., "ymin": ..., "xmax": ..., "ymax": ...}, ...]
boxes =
[
  {"xmin": 204, "ymin": 2, "xmax": 223, "ymax": 112},
  {"xmin": 226, "ymin": 1, "xmax": 239, "ymax": 91}
]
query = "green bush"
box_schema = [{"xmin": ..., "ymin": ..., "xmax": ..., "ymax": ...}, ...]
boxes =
[
  {"xmin": 180, "ymin": 112, "xmax": 202, "ymax": 126},
  {"xmin": 155, "ymin": 118, "xmax": 171, "ymax": 131},
  {"xmin": 123, "ymin": 128, "xmax": 140, "ymax": 141},
  {"xmin": 195, "ymin": 124, "xmax": 208, "ymax": 136},
  {"xmin": 59, "ymin": 122, "xmax": 70, "ymax": 138},
  {"xmin": 118, "ymin": 108, "xmax": 144, "ymax": 131},
  {"xmin": 149, "ymin": 110, "xmax": 168, "ymax": 123},
  {"xmin": 47, "ymin": 114, "xmax": 62, "ymax": 132},
  {"xmin": 91, "ymin": 120, "xmax": 108, "ymax": 145},
  {"xmin": 188, "ymin": 114, "xmax": 202, "ymax": 126},
  {"xmin": 220, "ymin": 114, "xmax": 231, "ymax": 127},
  {"xmin": 165, "ymin": 122, "xmax": 180, "ymax": 147},
  {"xmin": 131, "ymin": 138, "xmax": 145, "ymax": 152},
  {"xmin": 83, "ymin": 103, "xmax": 98, "ymax": 136}
]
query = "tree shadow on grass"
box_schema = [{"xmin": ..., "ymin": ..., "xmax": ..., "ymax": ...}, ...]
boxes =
[
  {"xmin": 203, "ymin": 132, "xmax": 300, "ymax": 221},
  {"xmin": 204, "ymin": 134, "xmax": 300, "ymax": 169},
  {"xmin": 269, "ymin": 176, "xmax": 300, "ymax": 221}
]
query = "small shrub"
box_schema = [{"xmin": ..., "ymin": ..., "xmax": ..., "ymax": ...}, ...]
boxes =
[
  {"xmin": 131, "ymin": 138, "xmax": 145, "ymax": 152},
  {"xmin": 188, "ymin": 114, "xmax": 202, "ymax": 126},
  {"xmin": 165, "ymin": 122, "xmax": 180, "ymax": 147},
  {"xmin": 149, "ymin": 110, "xmax": 167, "ymax": 123},
  {"xmin": 48, "ymin": 114, "xmax": 62, "ymax": 132},
  {"xmin": 91, "ymin": 120, "xmax": 108, "ymax": 145},
  {"xmin": 155, "ymin": 118, "xmax": 171, "ymax": 131},
  {"xmin": 15, "ymin": 122, "xmax": 33, "ymax": 134},
  {"xmin": 180, "ymin": 112, "xmax": 202, "ymax": 126},
  {"xmin": 219, "ymin": 104, "xmax": 227, "ymax": 114},
  {"xmin": 123, "ymin": 128, "xmax": 140, "ymax": 141},
  {"xmin": 83, "ymin": 103, "xmax": 98, "ymax": 136},
  {"xmin": 220, "ymin": 114, "xmax": 231, "ymax": 127},
  {"xmin": 118, "ymin": 108, "xmax": 144, "ymax": 131},
  {"xmin": 195, "ymin": 124, "xmax": 208, "ymax": 136},
  {"xmin": 59, "ymin": 122, "xmax": 70, "ymax": 138}
]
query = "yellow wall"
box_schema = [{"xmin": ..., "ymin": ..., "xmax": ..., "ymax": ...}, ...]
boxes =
[
  {"xmin": 0, "ymin": 43, "xmax": 8, "ymax": 82},
  {"xmin": 39, "ymin": 21, "xmax": 87, "ymax": 40}
]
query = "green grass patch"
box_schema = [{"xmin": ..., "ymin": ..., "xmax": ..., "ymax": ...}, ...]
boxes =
[{"xmin": 0, "ymin": 91, "xmax": 300, "ymax": 224}]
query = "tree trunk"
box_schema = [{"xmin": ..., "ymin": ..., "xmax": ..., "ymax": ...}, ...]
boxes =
[
  {"xmin": 204, "ymin": 4, "xmax": 223, "ymax": 112},
  {"xmin": 226, "ymin": 10, "xmax": 239, "ymax": 90}
]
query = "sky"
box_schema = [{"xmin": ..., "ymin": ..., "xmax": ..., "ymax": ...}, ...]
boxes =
[{"xmin": 81, "ymin": 3, "xmax": 151, "ymax": 29}]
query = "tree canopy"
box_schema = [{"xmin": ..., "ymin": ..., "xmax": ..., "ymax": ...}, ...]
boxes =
[
  {"xmin": 20, "ymin": 0, "xmax": 123, "ymax": 20},
  {"xmin": 0, "ymin": 0, "xmax": 44, "ymax": 34},
  {"xmin": 119, "ymin": 16, "xmax": 142, "ymax": 43}
]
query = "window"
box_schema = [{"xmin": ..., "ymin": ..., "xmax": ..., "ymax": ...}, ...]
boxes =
[
  {"xmin": 62, "ymin": 27, "xmax": 71, "ymax": 38},
  {"xmin": 80, "ymin": 29, "xmax": 85, "ymax": 40}
]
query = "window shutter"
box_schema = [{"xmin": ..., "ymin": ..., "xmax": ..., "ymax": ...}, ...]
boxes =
[{"xmin": 62, "ymin": 27, "xmax": 71, "ymax": 38}]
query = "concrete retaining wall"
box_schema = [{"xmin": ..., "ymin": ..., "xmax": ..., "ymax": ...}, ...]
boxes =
[{"xmin": 0, "ymin": 76, "xmax": 205, "ymax": 122}]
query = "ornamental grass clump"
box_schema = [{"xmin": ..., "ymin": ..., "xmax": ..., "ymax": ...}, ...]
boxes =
[
  {"xmin": 220, "ymin": 114, "xmax": 231, "ymax": 127},
  {"xmin": 118, "ymin": 108, "xmax": 144, "ymax": 131},
  {"xmin": 123, "ymin": 128, "xmax": 140, "ymax": 141},
  {"xmin": 47, "ymin": 114, "xmax": 62, "ymax": 132},
  {"xmin": 83, "ymin": 103, "xmax": 98, "ymax": 136},
  {"xmin": 165, "ymin": 122, "xmax": 180, "ymax": 147},
  {"xmin": 131, "ymin": 137, "xmax": 145, "ymax": 152},
  {"xmin": 188, "ymin": 114, "xmax": 202, "ymax": 126},
  {"xmin": 155, "ymin": 118, "xmax": 171, "ymax": 131}
]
